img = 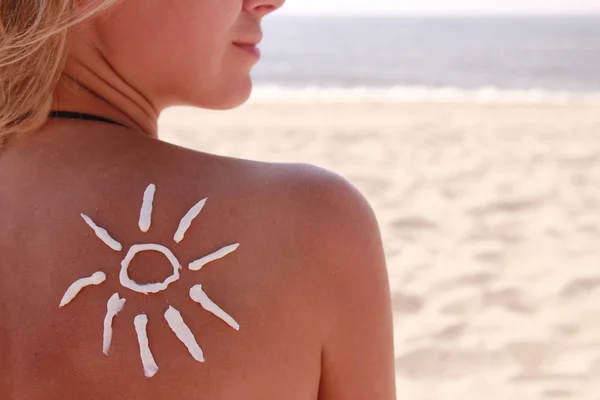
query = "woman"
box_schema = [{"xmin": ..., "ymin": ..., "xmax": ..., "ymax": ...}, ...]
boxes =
[{"xmin": 0, "ymin": 1, "xmax": 396, "ymax": 399}]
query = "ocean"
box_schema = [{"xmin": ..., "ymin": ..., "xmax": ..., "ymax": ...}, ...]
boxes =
[{"xmin": 252, "ymin": 16, "xmax": 600, "ymax": 101}]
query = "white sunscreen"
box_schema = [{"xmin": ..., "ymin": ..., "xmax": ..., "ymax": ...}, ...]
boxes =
[
  {"xmin": 134, "ymin": 314, "xmax": 159, "ymax": 378},
  {"xmin": 164, "ymin": 306, "xmax": 205, "ymax": 362},
  {"xmin": 189, "ymin": 285, "xmax": 240, "ymax": 331},
  {"xmin": 189, "ymin": 243, "xmax": 239, "ymax": 271},
  {"xmin": 59, "ymin": 271, "xmax": 106, "ymax": 307},
  {"xmin": 120, "ymin": 244, "xmax": 181, "ymax": 294},
  {"xmin": 63, "ymin": 184, "xmax": 243, "ymax": 378},
  {"xmin": 103, "ymin": 293, "xmax": 126, "ymax": 355},
  {"xmin": 81, "ymin": 214, "xmax": 123, "ymax": 251},
  {"xmin": 138, "ymin": 184, "xmax": 156, "ymax": 233},
  {"xmin": 173, "ymin": 198, "xmax": 207, "ymax": 243}
]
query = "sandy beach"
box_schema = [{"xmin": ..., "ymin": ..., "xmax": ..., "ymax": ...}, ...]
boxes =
[{"xmin": 159, "ymin": 99, "xmax": 600, "ymax": 400}]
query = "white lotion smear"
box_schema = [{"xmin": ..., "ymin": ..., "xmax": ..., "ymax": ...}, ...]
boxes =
[
  {"xmin": 173, "ymin": 198, "xmax": 207, "ymax": 243},
  {"xmin": 81, "ymin": 214, "xmax": 123, "ymax": 251},
  {"xmin": 120, "ymin": 244, "xmax": 181, "ymax": 294},
  {"xmin": 134, "ymin": 314, "xmax": 159, "ymax": 378},
  {"xmin": 189, "ymin": 285, "xmax": 240, "ymax": 331},
  {"xmin": 188, "ymin": 243, "xmax": 240, "ymax": 271},
  {"xmin": 59, "ymin": 271, "xmax": 106, "ymax": 307},
  {"xmin": 164, "ymin": 306, "xmax": 205, "ymax": 362},
  {"xmin": 103, "ymin": 293, "xmax": 126, "ymax": 355},
  {"xmin": 138, "ymin": 184, "xmax": 156, "ymax": 233}
]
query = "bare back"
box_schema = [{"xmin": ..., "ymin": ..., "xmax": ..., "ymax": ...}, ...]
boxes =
[{"xmin": 0, "ymin": 122, "xmax": 395, "ymax": 399}]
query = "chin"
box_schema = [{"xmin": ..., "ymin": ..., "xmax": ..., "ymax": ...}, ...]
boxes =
[{"xmin": 194, "ymin": 76, "xmax": 254, "ymax": 110}]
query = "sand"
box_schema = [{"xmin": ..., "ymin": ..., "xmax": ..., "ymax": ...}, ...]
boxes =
[{"xmin": 159, "ymin": 100, "xmax": 600, "ymax": 400}]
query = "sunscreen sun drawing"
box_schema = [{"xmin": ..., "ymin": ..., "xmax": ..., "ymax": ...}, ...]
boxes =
[{"xmin": 59, "ymin": 184, "xmax": 240, "ymax": 378}]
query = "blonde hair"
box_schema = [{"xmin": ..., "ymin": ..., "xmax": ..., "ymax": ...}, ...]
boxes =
[{"xmin": 0, "ymin": 0, "xmax": 118, "ymax": 149}]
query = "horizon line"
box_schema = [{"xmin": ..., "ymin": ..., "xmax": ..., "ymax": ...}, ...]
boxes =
[{"xmin": 275, "ymin": 11, "xmax": 600, "ymax": 18}]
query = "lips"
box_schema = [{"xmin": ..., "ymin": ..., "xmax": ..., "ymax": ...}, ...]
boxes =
[
  {"xmin": 233, "ymin": 31, "xmax": 263, "ymax": 58},
  {"xmin": 233, "ymin": 42, "xmax": 261, "ymax": 58}
]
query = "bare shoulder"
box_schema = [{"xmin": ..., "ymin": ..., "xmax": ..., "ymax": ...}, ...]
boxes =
[
  {"xmin": 174, "ymin": 151, "xmax": 391, "ymax": 321},
  {"xmin": 236, "ymin": 160, "xmax": 381, "ymax": 239},
  {"xmin": 168, "ymin": 147, "xmax": 383, "ymax": 256},
  {"xmin": 223, "ymin": 158, "xmax": 391, "ymax": 322},
  {"xmin": 254, "ymin": 160, "xmax": 385, "ymax": 274},
  {"xmin": 172, "ymin": 152, "xmax": 387, "ymax": 281},
  {"xmin": 239, "ymin": 161, "xmax": 396, "ymax": 400}
]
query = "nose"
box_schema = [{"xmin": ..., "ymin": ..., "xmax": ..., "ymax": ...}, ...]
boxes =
[{"xmin": 245, "ymin": 0, "xmax": 285, "ymax": 19}]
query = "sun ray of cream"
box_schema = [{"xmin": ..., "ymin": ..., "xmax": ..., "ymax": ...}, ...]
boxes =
[
  {"xmin": 81, "ymin": 214, "xmax": 123, "ymax": 251},
  {"xmin": 188, "ymin": 243, "xmax": 239, "ymax": 271},
  {"xmin": 103, "ymin": 293, "xmax": 126, "ymax": 355},
  {"xmin": 173, "ymin": 198, "xmax": 208, "ymax": 243},
  {"xmin": 189, "ymin": 285, "xmax": 240, "ymax": 331},
  {"xmin": 164, "ymin": 306, "xmax": 205, "ymax": 362},
  {"xmin": 59, "ymin": 271, "xmax": 106, "ymax": 307},
  {"xmin": 134, "ymin": 314, "xmax": 159, "ymax": 378},
  {"xmin": 138, "ymin": 184, "xmax": 156, "ymax": 233}
]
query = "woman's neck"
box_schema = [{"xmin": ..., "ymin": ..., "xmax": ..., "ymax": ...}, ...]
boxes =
[{"xmin": 53, "ymin": 45, "xmax": 159, "ymax": 138}]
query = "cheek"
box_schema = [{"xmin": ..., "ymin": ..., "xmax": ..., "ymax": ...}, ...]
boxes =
[{"xmin": 98, "ymin": 1, "xmax": 238, "ymax": 103}]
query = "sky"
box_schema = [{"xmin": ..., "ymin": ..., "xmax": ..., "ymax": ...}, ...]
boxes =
[{"xmin": 279, "ymin": 0, "xmax": 600, "ymax": 16}]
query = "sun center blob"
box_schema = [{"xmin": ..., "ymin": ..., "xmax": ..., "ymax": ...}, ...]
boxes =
[{"xmin": 120, "ymin": 244, "xmax": 182, "ymax": 294}]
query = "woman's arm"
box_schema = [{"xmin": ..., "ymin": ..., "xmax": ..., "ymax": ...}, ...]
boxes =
[{"xmin": 305, "ymin": 170, "xmax": 396, "ymax": 400}]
